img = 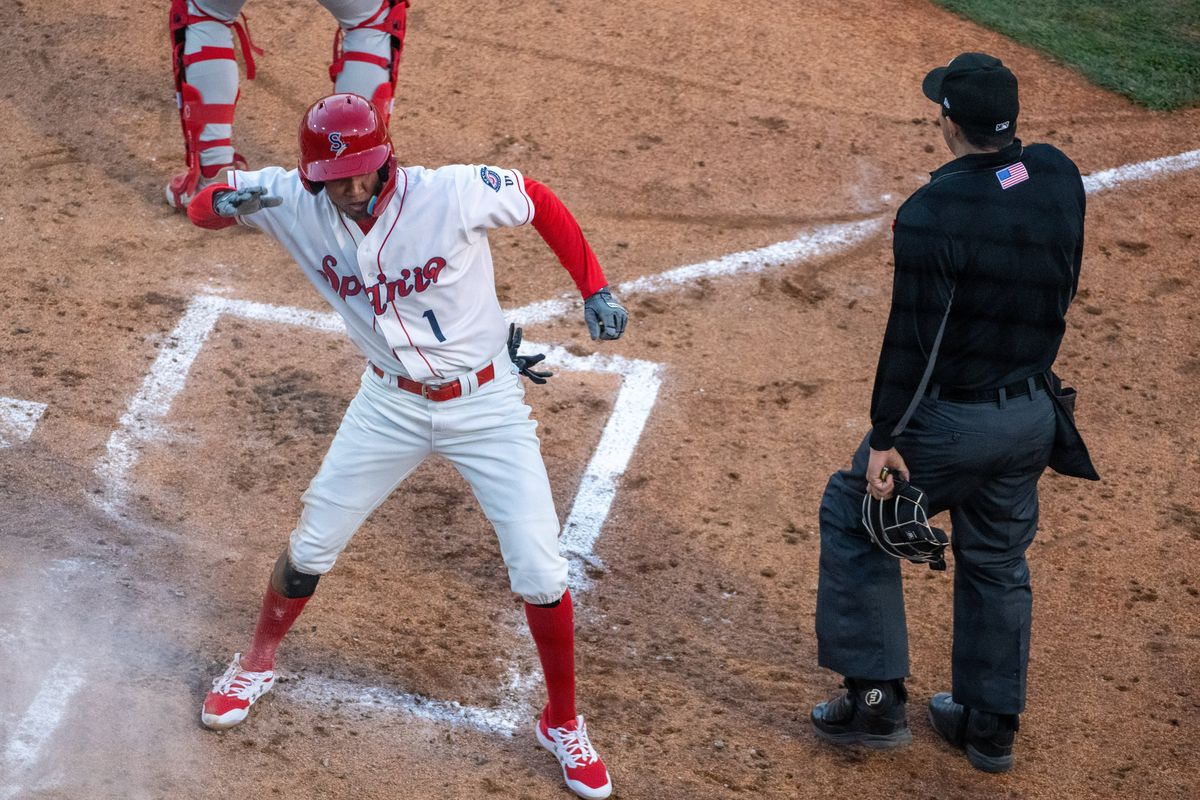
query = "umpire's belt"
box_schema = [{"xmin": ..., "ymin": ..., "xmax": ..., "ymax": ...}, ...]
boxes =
[
  {"xmin": 370, "ymin": 362, "xmax": 495, "ymax": 401},
  {"xmin": 930, "ymin": 373, "xmax": 1046, "ymax": 404}
]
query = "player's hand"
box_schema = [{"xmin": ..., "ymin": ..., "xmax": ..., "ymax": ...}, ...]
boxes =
[
  {"xmin": 867, "ymin": 447, "xmax": 910, "ymax": 501},
  {"xmin": 584, "ymin": 287, "xmax": 628, "ymax": 340},
  {"xmin": 507, "ymin": 323, "xmax": 553, "ymax": 384},
  {"xmin": 213, "ymin": 186, "xmax": 282, "ymax": 217}
]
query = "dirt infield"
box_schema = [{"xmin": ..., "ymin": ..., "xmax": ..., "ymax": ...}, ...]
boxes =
[{"xmin": 1, "ymin": 0, "xmax": 1198, "ymax": 798}]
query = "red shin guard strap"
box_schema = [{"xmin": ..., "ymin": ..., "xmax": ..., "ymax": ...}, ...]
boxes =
[
  {"xmin": 241, "ymin": 584, "xmax": 310, "ymax": 672},
  {"xmin": 525, "ymin": 589, "xmax": 577, "ymax": 727},
  {"xmin": 183, "ymin": 46, "xmax": 236, "ymax": 67}
]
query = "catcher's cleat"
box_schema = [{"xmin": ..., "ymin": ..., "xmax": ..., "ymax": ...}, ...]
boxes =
[
  {"xmin": 928, "ymin": 692, "xmax": 1017, "ymax": 773},
  {"xmin": 810, "ymin": 678, "xmax": 912, "ymax": 749},
  {"xmin": 535, "ymin": 707, "xmax": 612, "ymax": 799},
  {"xmin": 201, "ymin": 652, "xmax": 275, "ymax": 730},
  {"xmin": 165, "ymin": 168, "xmax": 222, "ymax": 211}
]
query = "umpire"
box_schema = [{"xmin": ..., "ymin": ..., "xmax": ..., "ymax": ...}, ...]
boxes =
[{"xmin": 809, "ymin": 53, "xmax": 1087, "ymax": 773}]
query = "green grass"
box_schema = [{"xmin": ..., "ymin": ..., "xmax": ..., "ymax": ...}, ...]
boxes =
[{"xmin": 932, "ymin": 0, "xmax": 1200, "ymax": 109}]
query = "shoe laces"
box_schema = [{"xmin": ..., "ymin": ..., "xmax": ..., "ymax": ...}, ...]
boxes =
[
  {"xmin": 550, "ymin": 718, "xmax": 600, "ymax": 768},
  {"xmin": 211, "ymin": 656, "xmax": 272, "ymax": 699}
]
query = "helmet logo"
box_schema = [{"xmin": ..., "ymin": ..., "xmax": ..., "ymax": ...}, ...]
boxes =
[{"xmin": 328, "ymin": 131, "xmax": 347, "ymax": 157}]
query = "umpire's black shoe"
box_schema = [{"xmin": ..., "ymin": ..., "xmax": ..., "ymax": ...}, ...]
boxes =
[
  {"xmin": 927, "ymin": 692, "xmax": 1018, "ymax": 773},
  {"xmin": 810, "ymin": 678, "xmax": 912, "ymax": 749}
]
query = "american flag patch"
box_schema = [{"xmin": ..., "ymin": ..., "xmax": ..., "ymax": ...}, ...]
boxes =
[{"xmin": 996, "ymin": 162, "xmax": 1029, "ymax": 189}]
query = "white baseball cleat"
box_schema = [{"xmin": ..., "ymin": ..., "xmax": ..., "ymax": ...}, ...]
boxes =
[
  {"xmin": 535, "ymin": 707, "xmax": 613, "ymax": 799},
  {"xmin": 200, "ymin": 652, "xmax": 275, "ymax": 730}
]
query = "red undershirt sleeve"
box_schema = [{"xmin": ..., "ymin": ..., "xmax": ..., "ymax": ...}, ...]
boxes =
[
  {"xmin": 187, "ymin": 183, "xmax": 239, "ymax": 230},
  {"xmin": 524, "ymin": 178, "xmax": 608, "ymax": 298}
]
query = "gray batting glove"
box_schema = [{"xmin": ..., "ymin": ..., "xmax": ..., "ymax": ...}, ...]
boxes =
[
  {"xmin": 584, "ymin": 287, "xmax": 628, "ymax": 340},
  {"xmin": 213, "ymin": 186, "xmax": 282, "ymax": 217}
]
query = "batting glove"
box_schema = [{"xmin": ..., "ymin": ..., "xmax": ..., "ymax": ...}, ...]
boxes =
[
  {"xmin": 214, "ymin": 186, "xmax": 282, "ymax": 218},
  {"xmin": 584, "ymin": 287, "xmax": 628, "ymax": 341},
  {"xmin": 507, "ymin": 323, "xmax": 553, "ymax": 384}
]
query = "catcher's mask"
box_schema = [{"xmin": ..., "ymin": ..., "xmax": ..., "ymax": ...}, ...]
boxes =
[{"xmin": 861, "ymin": 477, "xmax": 948, "ymax": 570}]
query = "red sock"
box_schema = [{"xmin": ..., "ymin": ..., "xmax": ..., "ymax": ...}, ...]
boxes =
[
  {"xmin": 240, "ymin": 584, "xmax": 311, "ymax": 672},
  {"xmin": 525, "ymin": 589, "xmax": 577, "ymax": 727}
]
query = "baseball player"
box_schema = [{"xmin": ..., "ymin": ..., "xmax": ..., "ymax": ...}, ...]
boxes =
[
  {"xmin": 810, "ymin": 53, "xmax": 1090, "ymax": 772},
  {"xmin": 167, "ymin": 0, "xmax": 407, "ymax": 209},
  {"xmin": 186, "ymin": 92, "xmax": 627, "ymax": 800}
]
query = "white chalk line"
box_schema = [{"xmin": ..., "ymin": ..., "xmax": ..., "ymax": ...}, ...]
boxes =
[
  {"xmin": 94, "ymin": 296, "xmax": 225, "ymax": 516},
  {"xmin": 546, "ymin": 348, "xmax": 664, "ymax": 588},
  {"xmin": 0, "ymin": 660, "xmax": 86, "ymax": 800},
  {"xmin": 508, "ymin": 217, "xmax": 886, "ymax": 326},
  {"xmin": 1081, "ymin": 148, "xmax": 1200, "ymax": 195},
  {"xmin": 0, "ymin": 397, "xmax": 48, "ymax": 449},
  {"xmin": 291, "ymin": 663, "xmax": 542, "ymax": 736}
]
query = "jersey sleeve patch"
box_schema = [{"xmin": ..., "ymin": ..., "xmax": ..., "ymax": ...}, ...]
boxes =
[{"xmin": 480, "ymin": 166, "xmax": 502, "ymax": 192}]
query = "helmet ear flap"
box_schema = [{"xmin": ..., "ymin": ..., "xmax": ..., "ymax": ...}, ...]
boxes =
[
  {"xmin": 299, "ymin": 168, "xmax": 324, "ymax": 195},
  {"xmin": 368, "ymin": 154, "xmax": 400, "ymax": 217}
]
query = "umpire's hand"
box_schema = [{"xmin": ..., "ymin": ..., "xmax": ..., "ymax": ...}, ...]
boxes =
[
  {"xmin": 584, "ymin": 287, "xmax": 628, "ymax": 340},
  {"xmin": 867, "ymin": 447, "xmax": 911, "ymax": 501}
]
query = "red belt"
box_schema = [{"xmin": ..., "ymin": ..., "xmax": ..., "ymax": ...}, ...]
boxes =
[{"xmin": 371, "ymin": 362, "xmax": 495, "ymax": 401}]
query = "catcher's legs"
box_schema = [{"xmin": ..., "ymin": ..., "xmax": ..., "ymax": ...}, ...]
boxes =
[
  {"xmin": 167, "ymin": 0, "xmax": 255, "ymax": 207},
  {"xmin": 815, "ymin": 434, "xmax": 910, "ymax": 680},
  {"xmin": 320, "ymin": 0, "xmax": 408, "ymax": 122}
]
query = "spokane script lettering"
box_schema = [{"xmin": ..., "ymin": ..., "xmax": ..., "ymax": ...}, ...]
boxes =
[{"xmin": 319, "ymin": 255, "xmax": 447, "ymax": 315}]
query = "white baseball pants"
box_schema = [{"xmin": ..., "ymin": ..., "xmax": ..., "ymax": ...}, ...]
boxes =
[{"xmin": 287, "ymin": 353, "xmax": 570, "ymax": 606}]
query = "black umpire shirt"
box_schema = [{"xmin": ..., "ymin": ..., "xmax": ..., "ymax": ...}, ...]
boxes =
[{"xmin": 869, "ymin": 138, "xmax": 1086, "ymax": 451}]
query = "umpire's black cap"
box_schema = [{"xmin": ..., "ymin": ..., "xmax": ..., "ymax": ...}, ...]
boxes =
[{"xmin": 922, "ymin": 52, "xmax": 1019, "ymax": 133}]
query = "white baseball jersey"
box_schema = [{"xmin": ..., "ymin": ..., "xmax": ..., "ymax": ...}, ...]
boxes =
[{"xmin": 231, "ymin": 163, "xmax": 533, "ymax": 382}]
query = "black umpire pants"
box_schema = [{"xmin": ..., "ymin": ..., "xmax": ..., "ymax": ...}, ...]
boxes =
[{"xmin": 815, "ymin": 386, "xmax": 1056, "ymax": 715}]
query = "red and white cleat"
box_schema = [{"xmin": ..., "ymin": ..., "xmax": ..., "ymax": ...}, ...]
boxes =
[
  {"xmin": 535, "ymin": 707, "xmax": 613, "ymax": 799},
  {"xmin": 200, "ymin": 653, "xmax": 275, "ymax": 730},
  {"xmin": 165, "ymin": 170, "xmax": 222, "ymax": 211}
]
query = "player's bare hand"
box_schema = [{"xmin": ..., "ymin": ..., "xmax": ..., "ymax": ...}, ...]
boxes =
[
  {"xmin": 867, "ymin": 447, "xmax": 910, "ymax": 501},
  {"xmin": 584, "ymin": 287, "xmax": 628, "ymax": 341},
  {"xmin": 507, "ymin": 323, "xmax": 553, "ymax": 384},
  {"xmin": 214, "ymin": 186, "xmax": 283, "ymax": 218}
]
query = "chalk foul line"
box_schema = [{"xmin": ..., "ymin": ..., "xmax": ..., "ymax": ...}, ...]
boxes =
[
  {"xmin": 507, "ymin": 217, "xmax": 886, "ymax": 327},
  {"xmin": 0, "ymin": 660, "xmax": 86, "ymax": 800}
]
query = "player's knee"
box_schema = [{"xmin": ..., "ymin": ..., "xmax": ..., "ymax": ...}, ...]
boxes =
[
  {"xmin": 326, "ymin": 0, "xmax": 407, "ymax": 122},
  {"xmin": 272, "ymin": 551, "xmax": 322, "ymax": 598},
  {"xmin": 285, "ymin": 543, "xmax": 340, "ymax": 578},
  {"xmin": 190, "ymin": 0, "xmax": 245, "ymax": 24}
]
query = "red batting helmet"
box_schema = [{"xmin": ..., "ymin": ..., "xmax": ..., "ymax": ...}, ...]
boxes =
[{"xmin": 298, "ymin": 93, "xmax": 398, "ymax": 216}]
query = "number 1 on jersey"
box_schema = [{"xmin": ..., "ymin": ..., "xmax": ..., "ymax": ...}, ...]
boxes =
[{"xmin": 422, "ymin": 309, "xmax": 447, "ymax": 342}]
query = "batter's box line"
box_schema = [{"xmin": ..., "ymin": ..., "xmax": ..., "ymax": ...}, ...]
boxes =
[{"xmin": 0, "ymin": 397, "xmax": 48, "ymax": 449}]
